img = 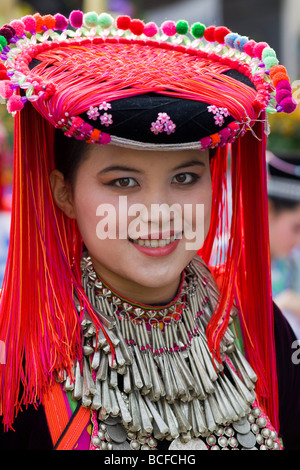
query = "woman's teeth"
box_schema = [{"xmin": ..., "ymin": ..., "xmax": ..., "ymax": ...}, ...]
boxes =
[{"xmin": 131, "ymin": 236, "xmax": 175, "ymax": 247}]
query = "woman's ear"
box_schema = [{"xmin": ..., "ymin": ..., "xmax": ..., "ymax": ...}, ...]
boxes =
[{"xmin": 50, "ymin": 169, "xmax": 76, "ymax": 219}]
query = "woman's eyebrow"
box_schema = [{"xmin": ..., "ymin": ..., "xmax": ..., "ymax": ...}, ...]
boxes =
[
  {"xmin": 98, "ymin": 165, "xmax": 143, "ymax": 175},
  {"xmin": 172, "ymin": 160, "xmax": 206, "ymax": 171}
]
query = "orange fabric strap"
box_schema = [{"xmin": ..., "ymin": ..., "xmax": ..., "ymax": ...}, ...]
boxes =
[{"xmin": 43, "ymin": 382, "xmax": 91, "ymax": 450}]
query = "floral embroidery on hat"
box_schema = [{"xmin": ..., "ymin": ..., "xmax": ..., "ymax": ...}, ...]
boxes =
[
  {"xmin": 100, "ymin": 112, "xmax": 113, "ymax": 127},
  {"xmin": 87, "ymin": 105, "xmax": 100, "ymax": 120},
  {"xmin": 150, "ymin": 112, "xmax": 176, "ymax": 135},
  {"xmin": 207, "ymin": 105, "xmax": 230, "ymax": 127}
]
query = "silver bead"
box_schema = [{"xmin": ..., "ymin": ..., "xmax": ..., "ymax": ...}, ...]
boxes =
[
  {"xmin": 228, "ymin": 437, "xmax": 238, "ymax": 448},
  {"xmin": 107, "ymin": 443, "xmax": 113, "ymax": 450},
  {"xmin": 147, "ymin": 437, "xmax": 157, "ymax": 448},
  {"xmin": 218, "ymin": 436, "xmax": 228, "ymax": 448},
  {"xmin": 256, "ymin": 416, "xmax": 267, "ymax": 428},
  {"xmin": 215, "ymin": 426, "xmax": 224, "ymax": 436},
  {"xmin": 256, "ymin": 433, "xmax": 263, "ymax": 445},
  {"xmin": 211, "ymin": 445, "xmax": 220, "ymax": 450},
  {"xmin": 92, "ymin": 436, "xmax": 101, "ymax": 447},
  {"xmin": 100, "ymin": 441, "xmax": 108, "ymax": 450},
  {"xmin": 251, "ymin": 422, "xmax": 259, "ymax": 433},
  {"xmin": 247, "ymin": 414, "xmax": 255, "ymax": 424},
  {"xmin": 259, "ymin": 444, "xmax": 268, "ymax": 450},
  {"xmin": 251, "ymin": 407, "xmax": 261, "ymax": 418},
  {"xmin": 270, "ymin": 430, "xmax": 278, "ymax": 441},
  {"xmin": 261, "ymin": 428, "xmax": 270, "ymax": 438},
  {"xmin": 265, "ymin": 438, "xmax": 274, "ymax": 449},
  {"xmin": 206, "ymin": 434, "xmax": 216, "ymax": 446},
  {"xmin": 130, "ymin": 439, "xmax": 140, "ymax": 450},
  {"xmin": 97, "ymin": 430, "xmax": 105, "ymax": 440},
  {"xmin": 224, "ymin": 426, "xmax": 234, "ymax": 437}
]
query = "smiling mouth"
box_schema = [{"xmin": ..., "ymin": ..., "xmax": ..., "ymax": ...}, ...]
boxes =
[{"xmin": 128, "ymin": 232, "xmax": 182, "ymax": 248}]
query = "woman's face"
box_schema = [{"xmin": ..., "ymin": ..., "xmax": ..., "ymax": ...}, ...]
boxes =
[
  {"xmin": 51, "ymin": 144, "xmax": 212, "ymax": 304},
  {"xmin": 269, "ymin": 203, "xmax": 300, "ymax": 259}
]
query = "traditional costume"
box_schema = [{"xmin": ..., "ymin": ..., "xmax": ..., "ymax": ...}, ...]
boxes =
[{"xmin": 0, "ymin": 10, "xmax": 299, "ymax": 450}]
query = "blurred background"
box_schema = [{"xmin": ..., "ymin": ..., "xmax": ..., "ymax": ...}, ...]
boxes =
[{"xmin": 0, "ymin": 0, "xmax": 299, "ymax": 335}]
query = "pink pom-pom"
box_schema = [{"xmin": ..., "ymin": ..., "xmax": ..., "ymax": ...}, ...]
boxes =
[
  {"xmin": 0, "ymin": 80, "xmax": 13, "ymax": 99},
  {"xmin": 10, "ymin": 19, "xmax": 25, "ymax": 36},
  {"xmin": 243, "ymin": 39, "xmax": 256, "ymax": 56},
  {"xmin": 69, "ymin": 10, "xmax": 83, "ymax": 29},
  {"xmin": 7, "ymin": 95, "xmax": 24, "ymax": 113},
  {"xmin": 276, "ymin": 88, "xmax": 291, "ymax": 103},
  {"xmin": 54, "ymin": 13, "xmax": 68, "ymax": 30},
  {"xmin": 276, "ymin": 79, "xmax": 292, "ymax": 92},
  {"xmin": 21, "ymin": 15, "xmax": 36, "ymax": 32},
  {"xmin": 253, "ymin": 41, "xmax": 269, "ymax": 59},
  {"xmin": 199, "ymin": 136, "xmax": 212, "ymax": 149},
  {"xmin": 219, "ymin": 127, "xmax": 231, "ymax": 142},
  {"xmin": 161, "ymin": 20, "xmax": 176, "ymax": 36},
  {"xmin": 280, "ymin": 97, "xmax": 297, "ymax": 114},
  {"xmin": 143, "ymin": 22, "xmax": 159, "ymax": 37},
  {"xmin": 100, "ymin": 133, "xmax": 111, "ymax": 145}
]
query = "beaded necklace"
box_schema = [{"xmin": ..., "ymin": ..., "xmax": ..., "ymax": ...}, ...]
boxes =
[{"xmin": 60, "ymin": 254, "xmax": 282, "ymax": 450}]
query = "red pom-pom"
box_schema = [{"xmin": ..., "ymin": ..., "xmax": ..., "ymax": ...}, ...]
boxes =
[
  {"xmin": 203, "ymin": 25, "xmax": 216, "ymax": 42},
  {"xmin": 130, "ymin": 19, "xmax": 144, "ymax": 36},
  {"xmin": 116, "ymin": 15, "xmax": 131, "ymax": 30},
  {"xmin": 7, "ymin": 95, "xmax": 24, "ymax": 113},
  {"xmin": 214, "ymin": 26, "xmax": 231, "ymax": 43},
  {"xmin": 253, "ymin": 41, "xmax": 268, "ymax": 59},
  {"xmin": 0, "ymin": 70, "xmax": 8, "ymax": 80}
]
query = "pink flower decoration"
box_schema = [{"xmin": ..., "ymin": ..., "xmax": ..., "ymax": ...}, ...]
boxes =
[
  {"xmin": 214, "ymin": 113, "xmax": 225, "ymax": 127},
  {"xmin": 87, "ymin": 106, "xmax": 100, "ymax": 120},
  {"xmin": 151, "ymin": 121, "xmax": 164, "ymax": 134},
  {"xmin": 207, "ymin": 105, "xmax": 219, "ymax": 114},
  {"xmin": 100, "ymin": 112, "xmax": 113, "ymax": 127},
  {"xmin": 99, "ymin": 101, "xmax": 112, "ymax": 111}
]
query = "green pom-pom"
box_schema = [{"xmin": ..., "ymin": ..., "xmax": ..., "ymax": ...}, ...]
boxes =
[
  {"xmin": 83, "ymin": 11, "xmax": 99, "ymax": 28},
  {"xmin": 261, "ymin": 47, "xmax": 276, "ymax": 60},
  {"xmin": 191, "ymin": 22, "xmax": 205, "ymax": 39},
  {"xmin": 264, "ymin": 55, "xmax": 279, "ymax": 71},
  {"xmin": 0, "ymin": 35, "xmax": 7, "ymax": 48},
  {"xmin": 176, "ymin": 20, "xmax": 189, "ymax": 35},
  {"xmin": 98, "ymin": 12, "xmax": 114, "ymax": 28}
]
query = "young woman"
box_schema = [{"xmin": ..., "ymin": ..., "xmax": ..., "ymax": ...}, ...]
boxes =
[{"xmin": 0, "ymin": 10, "xmax": 299, "ymax": 451}]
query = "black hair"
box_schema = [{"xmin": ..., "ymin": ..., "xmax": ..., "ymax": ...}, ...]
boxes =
[{"xmin": 54, "ymin": 129, "xmax": 89, "ymax": 184}]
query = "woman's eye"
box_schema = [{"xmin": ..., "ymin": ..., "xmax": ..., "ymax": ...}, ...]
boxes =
[
  {"xmin": 112, "ymin": 177, "xmax": 138, "ymax": 188},
  {"xmin": 172, "ymin": 173, "xmax": 199, "ymax": 185}
]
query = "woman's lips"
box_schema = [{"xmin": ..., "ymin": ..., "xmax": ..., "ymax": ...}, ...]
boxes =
[{"xmin": 129, "ymin": 232, "xmax": 182, "ymax": 257}]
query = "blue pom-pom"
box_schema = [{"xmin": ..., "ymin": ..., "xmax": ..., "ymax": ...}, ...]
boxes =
[
  {"xmin": 224, "ymin": 32, "xmax": 238, "ymax": 48},
  {"xmin": 234, "ymin": 35, "xmax": 248, "ymax": 52}
]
